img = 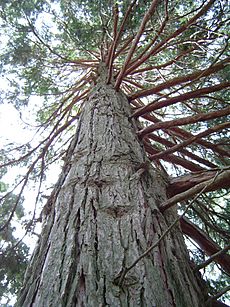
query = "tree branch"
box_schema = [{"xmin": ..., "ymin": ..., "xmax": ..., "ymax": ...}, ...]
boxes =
[
  {"xmin": 207, "ymin": 286, "xmax": 230, "ymax": 306},
  {"xmin": 180, "ymin": 217, "xmax": 230, "ymax": 274},
  {"xmin": 143, "ymin": 139, "xmax": 205, "ymax": 171},
  {"xmin": 128, "ymin": 1, "xmax": 169, "ymax": 68},
  {"xmin": 125, "ymin": 0, "xmax": 216, "ymax": 76},
  {"xmin": 132, "ymin": 82, "xmax": 230, "ymax": 118},
  {"xmin": 129, "ymin": 47, "xmax": 195, "ymax": 75},
  {"xmin": 195, "ymin": 245, "xmax": 230, "ymax": 271},
  {"xmin": 168, "ymin": 169, "xmax": 230, "ymax": 197},
  {"xmin": 107, "ymin": 1, "xmax": 137, "ymax": 83},
  {"xmin": 149, "ymin": 122, "xmax": 230, "ymax": 160},
  {"xmin": 161, "ymin": 169, "xmax": 230, "ymax": 211},
  {"xmin": 130, "ymin": 58, "xmax": 229, "ymax": 101},
  {"xmin": 148, "ymin": 133, "xmax": 217, "ymax": 169},
  {"xmin": 115, "ymin": 0, "xmax": 160, "ymax": 90},
  {"xmin": 140, "ymin": 112, "xmax": 230, "ymax": 157},
  {"xmin": 138, "ymin": 106, "xmax": 230, "ymax": 137}
]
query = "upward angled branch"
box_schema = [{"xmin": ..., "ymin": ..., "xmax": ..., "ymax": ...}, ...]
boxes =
[
  {"xmin": 130, "ymin": 58, "xmax": 230, "ymax": 102},
  {"xmin": 124, "ymin": 0, "xmax": 216, "ymax": 76},
  {"xmin": 161, "ymin": 169, "xmax": 230, "ymax": 211},
  {"xmin": 181, "ymin": 217, "xmax": 230, "ymax": 275},
  {"xmin": 143, "ymin": 139, "xmax": 206, "ymax": 171},
  {"xmin": 132, "ymin": 82, "xmax": 230, "ymax": 118},
  {"xmin": 107, "ymin": 1, "xmax": 137, "ymax": 83},
  {"xmin": 128, "ymin": 0, "xmax": 169, "ymax": 68},
  {"xmin": 115, "ymin": 0, "xmax": 160, "ymax": 90},
  {"xmin": 138, "ymin": 107, "xmax": 230, "ymax": 137},
  {"xmin": 147, "ymin": 133, "xmax": 218, "ymax": 169},
  {"xmin": 133, "ymin": 99, "xmax": 230, "ymax": 157},
  {"xmin": 195, "ymin": 245, "xmax": 230, "ymax": 272},
  {"xmin": 149, "ymin": 122, "xmax": 230, "ymax": 160}
]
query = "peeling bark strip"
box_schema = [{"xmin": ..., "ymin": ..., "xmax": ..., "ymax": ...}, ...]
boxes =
[{"xmin": 17, "ymin": 81, "xmax": 207, "ymax": 306}]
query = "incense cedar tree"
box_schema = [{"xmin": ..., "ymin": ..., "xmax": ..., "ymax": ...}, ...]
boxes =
[{"xmin": 0, "ymin": 0, "xmax": 229, "ymax": 306}]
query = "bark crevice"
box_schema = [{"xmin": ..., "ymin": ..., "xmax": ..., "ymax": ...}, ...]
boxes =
[{"xmin": 17, "ymin": 81, "xmax": 207, "ymax": 307}]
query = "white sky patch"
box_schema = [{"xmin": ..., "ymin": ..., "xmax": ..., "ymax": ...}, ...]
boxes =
[
  {"xmin": 0, "ymin": 104, "xmax": 32, "ymax": 145},
  {"xmin": 0, "ymin": 101, "xmax": 57, "ymax": 247}
]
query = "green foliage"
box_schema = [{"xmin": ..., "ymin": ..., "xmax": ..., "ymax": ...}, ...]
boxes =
[
  {"xmin": 0, "ymin": 192, "xmax": 29, "ymax": 304},
  {"xmin": 0, "ymin": 229, "xmax": 29, "ymax": 304},
  {"xmin": 0, "ymin": 156, "xmax": 29, "ymax": 303},
  {"xmin": 0, "ymin": 0, "xmax": 229, "ymax": 303},
  {"xmin": 186, "ymin": 188, "xmax": 230, "ymax": 302}
]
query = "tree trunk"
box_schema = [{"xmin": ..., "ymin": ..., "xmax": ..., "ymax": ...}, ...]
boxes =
[{"xmin": 17, "ymin": 79, "xmax": 208, "ymax": 306}]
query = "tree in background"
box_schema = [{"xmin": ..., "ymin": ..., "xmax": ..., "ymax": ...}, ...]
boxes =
[
  {"xmin": 0, "ymin": 0, "xmax": 229, "ymax": 305},
  {"xmin": 0, "ymin": 158, "xmax": 29, "ymax": 305}
]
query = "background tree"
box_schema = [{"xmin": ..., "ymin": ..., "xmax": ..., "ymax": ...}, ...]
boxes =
[
  {"xmin": 0, "ymin": 0, "xmax": 229, "ymax": 305},
  {"xmin": 0, "ymin": 156, "xmax": 29, "ymax": 305}
]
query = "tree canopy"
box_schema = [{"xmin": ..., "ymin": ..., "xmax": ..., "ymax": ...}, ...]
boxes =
[{"xmin": 0, "ymin": 0, "xmax": 229, "ymax": 304}]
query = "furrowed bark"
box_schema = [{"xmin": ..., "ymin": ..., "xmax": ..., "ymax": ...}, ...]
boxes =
[{"xmin": 17, "ymin": 78, "xmax": 207, "ymax": 306}]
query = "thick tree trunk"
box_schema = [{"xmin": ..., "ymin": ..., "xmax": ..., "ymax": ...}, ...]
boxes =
[{"xmin": 17, "ymin": 80, "xmax": 208, "ymax": 306}]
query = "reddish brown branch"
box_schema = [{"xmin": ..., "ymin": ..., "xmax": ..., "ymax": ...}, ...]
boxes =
[
  {"xmin": 132, "ymin": 82, "xmax": 230, "ymax": 118},
  {"xmin": 130, "ymin": 58, "xmax": 230, "ymax": 101},
  {"xmin": 208, "ymin": 287, "xmax": 230, "ymax": 307},
  {"xmin": 133, "ymin": 100, "xmax": 229, "ymax": 158},
  {"xmin": 148, "ymin": 133, "xmax": 217, "ymax": 169},
  {"xmin": 125, "ymin": 0, "xmax": 216, "ymax": 75},
  {"xmin": 0, "ymin": 174, "xmax": 29, "ymax": 231},
  {"xmin": 114, "ymin": 36, "xmax": 135, "ymax": 60},
  {"xmin": 123, "ymin": 78, "xmax": 145, "ymax": 89},
  {"xmin": 138, "ymin": 107, "xmax": 230, "ymax": 137},
  {"xmin": 107, "ymin": 1, "xmax": 137, "ymax": 83},
  {"xmin": 144, "ymin": 139, "xmax": 205, "ymax": 171},
  {"xmin": 115, "ymin": 0, "xmax": 160, "ymax": 90},
  {"xmin": 195, "ymin": 245, "xmax": 230, "ymax": 271},
  {"xmin": 130, "ymin": 48, "xmax": 195, "ymax": 75},
  {"xmin": 167, "ymin": 126, "xmax": 229, "ymax": 158},
  {"xmin": 161, "ymin": 169, "xmax": 230, "ymax": 211},
  {"xmin": 0, "ymin": 106, "xmax": 81, "ymax": 230},
  {"xmin": 113, "ymin": 4, "xmax": 119, "ymax": 39},
  {"xmin": 211, "ymin": 300, "xmax": 230, "ymax": 307},
  {"xmin": 180, "ymin": 217, "xmax": 230, "ymax": 275},
  {"xmin": 149, "ymin": 122, "xmax": 230, "ymax": 160},
  {"xmin": 168, "ymin": 168, "xmax": 230, "ymax": 197},
  {"xmin": 129, "ymin": 2, "xmax": 169, "ymax": 68}
]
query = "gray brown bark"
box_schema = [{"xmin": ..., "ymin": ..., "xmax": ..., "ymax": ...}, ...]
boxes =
[{"xmin": 17, "ymin": 80, "xmax": 207, "ymax": 306}]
